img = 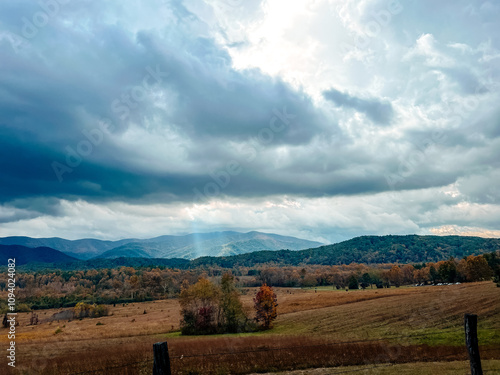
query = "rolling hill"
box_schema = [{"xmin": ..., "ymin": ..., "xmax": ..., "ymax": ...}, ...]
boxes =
[
  {"xmin": 0, "ymin": 231, "xmax": 324, "ymax": 260},
  {"xmin": 95, "ymin": 231, "xmax": 324, "ymax": 259},
  {"xmin": 11, "ymin": 234, "xmax": 500, "ymax": 271},
  {"xmin": 0, "ymin": 236, "xmax": 131, "ymax": 260},
  {"xmin": 188, "ymin": 234, "xmax": 500, "ymax": 267},
  {"xmin": 0, "ymin": 244, "xmax": 78, "ymax": 265}
]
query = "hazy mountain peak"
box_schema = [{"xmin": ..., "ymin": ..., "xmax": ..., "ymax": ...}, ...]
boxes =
[{"xmin": 0, "ymin": 231, "xmax": 324, "ymax": 260}]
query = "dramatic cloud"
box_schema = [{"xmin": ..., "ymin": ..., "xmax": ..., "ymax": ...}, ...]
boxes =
[
  {"xmin": 323, "ymin": 87, "xmax": 394, "ymax": 124},
  {"xmin": 0, "ymin": 0, "xmax": 499, "ymax": 242}
]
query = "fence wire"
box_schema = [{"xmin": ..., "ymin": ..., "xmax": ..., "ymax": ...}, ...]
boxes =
[
  {"xmin": 69, "ymin": 358, "xmax": 153, "ymax": 375},
  {"xmin": 169, "ymin": 332, "xmax": 447, "ymax": 359},
  {"xmin": 67, "ymin": 330, "xmax": 500, "ymax": 375}
]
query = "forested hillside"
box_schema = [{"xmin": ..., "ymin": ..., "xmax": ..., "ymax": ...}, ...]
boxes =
[
  {"xmin": 190, "ymin": 235, "xmax": 500, "ymax": 267},
  {"xmin": 0, "ymin": 245, "xmax": 78, "ymax": 265},
  {"xmin": 11, "ymin": 234, "xmax": 500, "ymax": 271},
  {"xmin": 0, "ymin": 231, "xmax": 323, "ymax": 260}
]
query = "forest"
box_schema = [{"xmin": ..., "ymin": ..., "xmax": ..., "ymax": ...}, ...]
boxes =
[
  {"xmin": 1, "ymin": 252, "xmax": 498, "ymax": 312},
  {"xmin": 9, "ymin": 234, "xmax": 500, "ymax": 272}
]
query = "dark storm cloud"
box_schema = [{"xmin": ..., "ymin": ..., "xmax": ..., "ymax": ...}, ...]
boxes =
[
  {"xmin": 0, "ymin": 0, "xmax": 498, "ymax": 240},
  {"xmin": 322, "ymin": 88, "xmax": 394, "ymax": 125},
  {"xmin": 136, "ymin": 31, "xmax": 327, "ymax": 144},
  {"xmin": 0, "ymin": 0, "xmax": 334, "ymax": 206},
  {"xmin": 0, "ymin": 0, "xmax": 498, "ymax": 223}
]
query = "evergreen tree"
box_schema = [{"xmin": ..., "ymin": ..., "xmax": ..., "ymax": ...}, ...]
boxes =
[
  {"xmin": 220, "ymin": 273, "xmax": 247, "ymax": 333},
  {"xmin": 348, "ymin": 275, "xmax": 359, "ymax": 290},
  {"xmin": 438, "ymin": 259, "xmax": 457, "ymax": 283},
  {"xmin": 429, "ymin": 265, "xmax": 439, "ymax": 284}
]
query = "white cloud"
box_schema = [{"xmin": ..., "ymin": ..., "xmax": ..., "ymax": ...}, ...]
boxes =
[
  {"xmin": 430, "ymin": 225, "xmax": 500, "ymax": 238},
  {"xmin": 1, "ymin": 183, "xmax": 498, "ymax": 243},
  {"xmin": 0, "ymin": 0, "xmax": 499, "ymax": 242},
  {"xmin": 405, "ymin": 34, "xmax": 455, "ymax": 67}
]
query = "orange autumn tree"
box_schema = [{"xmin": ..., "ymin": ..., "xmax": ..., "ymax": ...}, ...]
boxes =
[{"xmin": 254, "ymin": 283, "xmax": 278, "ymax": 330}]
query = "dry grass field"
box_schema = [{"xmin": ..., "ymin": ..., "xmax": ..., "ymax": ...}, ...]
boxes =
[
  {"xmin": 1, "ymin": 282, "xmax": 499, "ymax": 374},
  {"xmin": 251, "ymin": 360, "xmax": 500, "ymax": 375}
]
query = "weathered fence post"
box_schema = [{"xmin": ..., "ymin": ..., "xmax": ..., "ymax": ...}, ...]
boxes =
[
  {"xmin": 464, "ymin": 314, "xmax": 483, "ymax": 375},
  {"xmin": 153, "ymin": 341, "xmax": 171, "ymax": 375}
]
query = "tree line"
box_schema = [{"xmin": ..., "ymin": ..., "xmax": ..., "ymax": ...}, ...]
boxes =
[
  {"xmin": 253, "ymin": 254, "xmax": 498, "ymax": 289},
  {"xmin": 189, "ymin": 235, "xmax": 500, "ymax": 267},
  {"xmin": 0, "ymin": 252, "xmax": 498, "ymax": 312}
]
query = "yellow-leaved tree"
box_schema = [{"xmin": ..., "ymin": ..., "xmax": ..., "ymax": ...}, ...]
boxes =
[
  {"xmin": 253, "ymin": 283, "xmax": 278, "ymax": 330},
  {"xmin": 179, "ymin": 274, "xmax": 250, "ymax": 335}
]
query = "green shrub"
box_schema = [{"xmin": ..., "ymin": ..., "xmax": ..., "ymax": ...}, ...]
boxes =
[
  {"xmin": 73, "ymin": 302, "xmax": 109, "ymax": 319},
  {"xmin": 348, "ymin": 275, "xmax": 359, "ymax": 290},
  {"xmin": 16, "ymin": 303, "xmax": 32, "ymax": 312},
  {"xmin": 92, "ymin": 304, "xmax": 109, "ymax": 318}
]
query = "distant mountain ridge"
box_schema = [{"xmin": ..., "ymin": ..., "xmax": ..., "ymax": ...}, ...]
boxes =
[
  {"xmin": 0, "ymin": 236, "xmax": 131, "ymax": 259},
  {"xmin": 0, "ymin": 245, "xmax": 78, "ymax": 265},
  {"xmin": 8, "ymin": 234, "xmax": 500, "ymax": 271},
  {"xmin": 0, "ymin": 231, "xmax": 324, "ymax": 260},
  {"xmin": 189, "ymin": 234, "xmax": 500, "ymax": 267}
]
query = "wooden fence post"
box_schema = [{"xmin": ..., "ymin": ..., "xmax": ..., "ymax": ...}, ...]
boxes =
[
  {"xmin": 464, "ymin": 314, "xmax": 482, "ymax": 375},
  {"xmin": 153, "ymin": 341, "xmax": 171, "ymax": 375}
]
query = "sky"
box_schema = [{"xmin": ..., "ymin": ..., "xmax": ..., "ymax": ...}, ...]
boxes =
[{"xmin": 0, "ymin": 0, "xmax": 499, "ymax": 244}]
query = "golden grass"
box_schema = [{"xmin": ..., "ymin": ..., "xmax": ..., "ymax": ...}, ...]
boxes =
[
  {"xmin": 251, "ymin": 360, "xmax": 500, "ymax": 375},
  {"xmin": 1, "ymin": 299, "xmax": 181, "ymax": 344},
  {"xmin": 2, "ymin": 282, "xmax": 499, "ymax": 374},
  {"xmin": 271, "ymin": 282, "xmax": 500, "ymax": 343}
]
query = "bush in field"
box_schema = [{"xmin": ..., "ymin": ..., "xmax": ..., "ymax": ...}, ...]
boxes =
[
  {"xmin": 180, "ymin": 278, "xmax": 221, "ymax": 335},
  {"xmin": 73, "ymin": 302, "xmax": 109, "ymax": 319},
  {"xmin": 180, "ymin": 274, "xmax": 251, "ymax": 335},
  {"xmin": 253, "ymin": 283, "xmax": 278, "ymax": 330},
  {"xmin": 16, "ymin": 303, "xmax": 32, "ymax": 313},
  {"xmin": 92, "ymin": 304, "xmax": 109, "ymax": 317},
  {"xmin": 348, "ymin": 275, "xmax": 359, "ymax": 290}
]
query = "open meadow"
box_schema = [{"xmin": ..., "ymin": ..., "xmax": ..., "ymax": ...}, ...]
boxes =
[{"xmin": 2, "ymin": 282, "xmax": 499, "ymax": 374}]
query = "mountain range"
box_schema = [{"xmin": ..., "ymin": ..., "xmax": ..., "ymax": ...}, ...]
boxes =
[
  {"xmin": 0, "ymin": 231, "xmax": 323, "ymax": 260},
  {"xmin": 2, "ymin": 233, "xmax": 499, "ymax": 270},
  {"xmin": 0, "ymin": 245, "xmax": 78, "ymax": 266},
  {"xmin": 189, "ymin": 234, "xmax": 500, "ymax": 267}
]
